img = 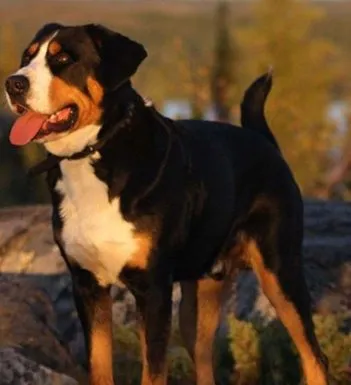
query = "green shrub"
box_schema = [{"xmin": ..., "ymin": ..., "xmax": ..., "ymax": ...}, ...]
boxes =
[
  {"xmin": 227, "ymin": 315, "xmax": 260, "ymax": 385},
  {"xmin": 214, "ymin": 332, "xmax": 235, "ymax": 385},
  {"xmin": 314, "ymin": 314, "xmax": 351, "ymax": 385},
  {"xmin": 227, "ymin": 313, "xmax": 351, "ymax": 385},
  {"xmin": 258, "ymin": 320, "xmax": 300, "ymax": 385},
  {"xmin": 168, "ymin": 346, "xmax": 194, "ymax": 385},
  {"xmin": 113, "ymin": 324, "xmax": 142, "ymax": 385}
]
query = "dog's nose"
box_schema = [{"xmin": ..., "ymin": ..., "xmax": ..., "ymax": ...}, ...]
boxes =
[{"xmin": 5, "ymin": 75, "xmax": 29, "ymax": 96}]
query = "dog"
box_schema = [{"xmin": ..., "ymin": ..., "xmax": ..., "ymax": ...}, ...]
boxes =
[{"xmin": 5, "ymin": 23, "xmax": 328, "ymax": 385}]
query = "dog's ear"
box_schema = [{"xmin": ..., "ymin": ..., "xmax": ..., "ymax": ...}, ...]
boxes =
[
  {"xmin": 34, "ymin": 23, "xmax": 63, "ymax": 40},
  {"xmin": 85, "ymin": 24, "xmax": 147, "ymax": 89}
]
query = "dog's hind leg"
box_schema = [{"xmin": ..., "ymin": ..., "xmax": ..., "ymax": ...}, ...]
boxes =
[
  {"xmin": 246, "ymin": 237, "xmax": 329, "ymax": 385},
  {"xmin": 179, "ymin": 278, "xmax": 224, "ymax": 385}
]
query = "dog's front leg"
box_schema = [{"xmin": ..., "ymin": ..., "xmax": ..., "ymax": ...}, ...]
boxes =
[
  {"xmin": 124, "ymin": 266, "xmax": 173, "ymax": 385},
  {"xmin": 71, "ymin": 266, "xmax": 114, "ymax": 385}
]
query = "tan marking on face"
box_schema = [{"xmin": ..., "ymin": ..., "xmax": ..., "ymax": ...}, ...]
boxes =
[
  {"xmin": 125, "ymin": 232, "xmax": 153, "ymax": 270},
  {"xmin": 87, "ymin": 76, "xmax": 104, "ymax": 105},
  {"xmin": 248, "ymin": 240, "xmax": 328, "ymax": 385},
  {"xmin": 49, "ymin": 77, "xmax": 102, "ymax": 130},
  {"xmin": 48, "ymin": 40, "xmax": 62, "ymax": 56},
  {"xmin": 90, "ymin": 294, "xmax": 114, "ymax": 385},
  {"xmin": 27, "ymin": 42, "xmax": 39, "ymax": 56}
]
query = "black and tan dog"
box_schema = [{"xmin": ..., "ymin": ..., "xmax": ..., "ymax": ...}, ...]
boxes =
[{"xmin": 5, "ymin": 23, "xmax": 328, "ymax": 385}]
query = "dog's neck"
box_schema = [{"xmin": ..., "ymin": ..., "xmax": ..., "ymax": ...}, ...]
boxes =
[
  {"xmin": 30, "ymin": 87, "xmax": 150, "ymax": 175},
  {"xmin": 44, "ymin": 123, "xmax": 102, "ymax": 158},
  {"xmin": 45, "ymin": 86, "xmax": 142, "ymax": 159}
]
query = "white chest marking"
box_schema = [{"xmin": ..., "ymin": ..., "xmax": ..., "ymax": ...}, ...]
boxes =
[{"xmin": 56, "ymin": 157, "xmax": 138, "ymax": 286}]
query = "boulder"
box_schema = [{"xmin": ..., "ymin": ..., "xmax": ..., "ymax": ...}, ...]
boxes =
[
  {"xmin": 0, "ymin": 276, "xmax": 85, "ymax": 384},
  {"xmin": 0, "ymin": 348, "xmax": 78, "ymax": 385}
]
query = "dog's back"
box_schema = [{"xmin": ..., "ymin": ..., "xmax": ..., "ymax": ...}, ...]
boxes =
[{"xmin": 170, "ymin": 74, "xmax": 299, "ymax": 280}]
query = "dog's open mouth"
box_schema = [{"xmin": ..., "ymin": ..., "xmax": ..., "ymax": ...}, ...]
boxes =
[{"xmin": 9, "ymin": 104, "xmax": 78, "ymax": 146}]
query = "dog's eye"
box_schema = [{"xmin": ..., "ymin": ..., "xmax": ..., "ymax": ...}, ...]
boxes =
[{"xmin": 53, "ymin": 52, "xmax": 72, "ymax": 65}]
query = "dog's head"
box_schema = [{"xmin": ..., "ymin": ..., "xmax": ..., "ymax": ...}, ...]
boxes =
[{"xmin": 5, "ymin": 23, "xmax": 147, "ymax": 149}]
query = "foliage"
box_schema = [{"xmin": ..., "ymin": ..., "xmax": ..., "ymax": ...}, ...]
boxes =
[
  {"xmin": 235, "ymin": 0, "xmax": 342, "ymax": 196},
  {"xmin": 228, "ymin": 315, "xmax": 260, "ymax": 385},
  {"xmin": 257, "ymin": 320, "xmax": 300, "ymax": 385},
  {"xmin": 113, "ymin": 325, "xmax": 142, "ymax": 385},
  {"xmin": 170, "ymin": 37, "xmax": 211, "ymax": 119},
  {"xmin": 112, "ymin": 324, "xmax": 194, "ymax": 385},
  {"xmin": 227, "ymin": 313, "xmax": 351, "ymax": 385},
  {"xmin": 314, "ymin": 314, "xmax": 351, "ymax": 385},
  {"xmin": 214, "ymin": 332, "xmax": 235, "ymax": 385},
  {"xmin": 211, "ymin": 1, "xmax": 237, "ymax": 122}
]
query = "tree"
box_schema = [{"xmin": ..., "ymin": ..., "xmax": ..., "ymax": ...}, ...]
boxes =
[
  {"xmin": 236, "ymin": 0, "xmax": 340, "ymax": 196},
  {"xmin": 211, "ymin": 1, "xmax": 237, "ymax": 122},
  {"xmin": 172, "ymin": 37, "xmax": 211, "ymax": 119}
]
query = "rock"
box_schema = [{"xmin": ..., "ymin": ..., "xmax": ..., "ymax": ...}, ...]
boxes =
[
  {"xmin": 0, "ymin": 200, "xmax": 350, "ymax": 365},
  {"xmin": 0, "ymin": 206, "xmax": 80, "ymax": 360},
  {"xmin": 0, "ymin": 277, "xmax": 85, "ymax": 383},
  {"xmin": 0, "ymin": 347, "xmax": 78, "ymax": 385}
]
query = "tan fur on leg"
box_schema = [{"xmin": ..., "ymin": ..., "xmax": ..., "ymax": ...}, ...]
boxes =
[
  {"xmin": 180, "ymin": 279, "xmax": 224, "ymax": 385},
  {"xmin": 247, "ymin": 239, "xmax": 328, "ymax": 385},
  {"xmin": 90, "ymin": 294, "xmax": 114, "ymax": 385}
]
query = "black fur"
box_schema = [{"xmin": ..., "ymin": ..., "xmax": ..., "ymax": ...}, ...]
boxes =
[
  {"xmin": 85, "ymin": 24, "xmax": 147, "ymax": 90},
  {"xmin": 241, "ymin": 71, "xmax": 281, "ymax": 151}
]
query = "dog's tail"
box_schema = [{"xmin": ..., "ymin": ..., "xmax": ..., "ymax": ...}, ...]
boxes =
[{"xmin": 240, "ymin": 71, "xmax": 280, "ymax": 151}]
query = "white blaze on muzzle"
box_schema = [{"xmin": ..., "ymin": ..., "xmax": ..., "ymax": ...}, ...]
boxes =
[{"xmin": 12, "ymin": 31, "xmax": 58, "ymax": 114}]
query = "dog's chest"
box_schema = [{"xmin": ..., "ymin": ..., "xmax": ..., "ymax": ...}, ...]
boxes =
[{"xmin": 56, "ymin": 157, "xmax": 138, "ymax": 286}]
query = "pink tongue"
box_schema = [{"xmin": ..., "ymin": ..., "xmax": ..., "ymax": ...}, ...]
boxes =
[{"xmin": 10, "ymin": 111, "xmax": 48, "ymax": 146}]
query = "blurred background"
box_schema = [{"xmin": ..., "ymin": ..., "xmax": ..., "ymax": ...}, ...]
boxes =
[{"xmin": 1, "ymin": 0, "xmax": 351, "ymax": 205}]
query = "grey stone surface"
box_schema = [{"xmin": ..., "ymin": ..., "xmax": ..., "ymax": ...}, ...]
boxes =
[
  {"xmin": 0, "ymin": 276, "xmax": 86, "ymax": 384},
  {"xmin": 0, "ymin": 348, "xmax": 78, "ymax": 385}
]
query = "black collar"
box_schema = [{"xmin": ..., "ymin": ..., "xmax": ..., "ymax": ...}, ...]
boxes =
[{"xmin": 29, "ymin": 101, "xmax": 136, "ymax": 176}]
